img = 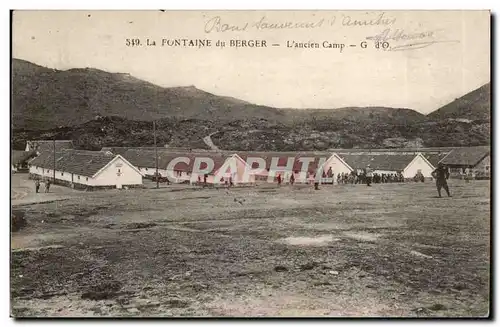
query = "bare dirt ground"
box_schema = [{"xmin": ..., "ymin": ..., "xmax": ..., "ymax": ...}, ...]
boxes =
[{"xmin": 10, "ymin": 173, "xmax": 490, "ymax": 317}]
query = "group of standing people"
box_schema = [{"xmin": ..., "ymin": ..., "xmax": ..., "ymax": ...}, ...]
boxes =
[
  {"xmin": 34, "ymin": 179, "xmax": 51, "ymax": 193},
  {"xmin": 336, "ymin": 172, "xmax": 358, "ymax": 185},
  {"xmin": 365, "ymin": 163, "xmax": 452, "ymax": 198},
  {"xmin": 256, "ymin": 162, "xmax": 453, "ymax": 199},
  {"xmin": 336, "ymin": 168, "xmax": 404, "ymax": 186}
]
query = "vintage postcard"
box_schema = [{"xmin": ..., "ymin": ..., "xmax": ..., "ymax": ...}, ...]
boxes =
[{"xmin": 10, "ymin": 10, "xmax": 490, "ymax": 318}]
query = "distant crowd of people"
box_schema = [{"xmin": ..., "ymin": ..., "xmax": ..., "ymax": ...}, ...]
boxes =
[{"xmin": 334, "ymin": 171, "xmax": 405, "ymax": 185}]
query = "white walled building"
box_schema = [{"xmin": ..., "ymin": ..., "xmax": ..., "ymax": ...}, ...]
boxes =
[
  {"xmin": 319, "ymin": 153, "xmax": 354, "ymax": 183},
  {"xmin": 28, "ymin": 150, "xmax": 143, "ymax": 190},
  {"xmin": 12, "ymin": 150, "xmax": 36, "ymax": 173},
  {"xmin": 439, "ymin": 146, "xmax": 491, "ymax": 178},
  {"xmin": 402, "ymin": 153, "xmax": 436, "ymax": 179},
  {"xmin": 337, "ymin": 152, "xmax": 436, "ymax": 179},
  {"xmin": 121, "ymin": 148, "xmax": 197, "ymax": 183},
  {"xmin": 208, "ymin": 154, "xmax": 256, "ymax": 185}
]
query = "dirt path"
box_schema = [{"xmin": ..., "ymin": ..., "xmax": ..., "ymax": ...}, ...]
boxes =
[
  {"xmin": 11, "ymin": 173, "xmax": 79, "ymax": 206},
  {"xmin": 202, "ymin": 132, "xmax": 220, "ymax": 151}
]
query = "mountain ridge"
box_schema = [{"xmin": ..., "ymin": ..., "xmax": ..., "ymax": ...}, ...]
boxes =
[
  {"xmin": 11, "ymin": 59, "xmax": 490, "ymax": 151},
  {"xmin": 12, "ymin": 58, "xmax": 430, "ymax": 129},
  {"xmin": 427, "ymin": 83, "xmax": 490, "ymax": 121}
]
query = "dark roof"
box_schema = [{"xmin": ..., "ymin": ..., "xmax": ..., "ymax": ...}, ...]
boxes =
[
  {"xmin": 334, "ymin": 149, "xmax": 452, "ymax": 166},
  {"xmin": 121, "ymin": 148, "xmax": 232, "ymax": 172},
  {"xmin": 29, "ymin": 149, "xmax": 117, "ymax": 177},
  {"xmin": 102, "ymin": 147, "xmax": 216, "ymax": 156},
  {"xmin": 27, "ymin": 140, "xmax": 73, "ymax": 153},
  {"xmin": 237, "ymin": 152, "xmax": 331, "ymax": 172},
  {"xmin": 330, "ymin": 147, "xmax": 457, "ymax": 153},
  {"xmin": 12, "ymin": 150, "xmax": 36, "ymax": 165},
  {"xmin": 96, "ymin": 147, "xmax": 489, "ymax": 173},
  {"xmin": 439, "ymin": 146, "xmax": 490, "ymax": 167},
  {"xmin": 423, "ymin": 153, "xmax": 449, "ymax": 167},
  {"xmin": 62, "ymin": 149, "xmax": 113, "ymax": 156},
  {"xmin": 238, "ymin": 152, "xmax": 298, "ymax": 170},
  {"xmin": 338, "ymin": 153, "xmax": 416, "ymax": 171},
  {"xmin": 163, "ymin": 146, "xmax": 216, "ymax": 152},
  {"xmin": 294, "ymin": 154, "xmax": 332, "ymax": 172}
]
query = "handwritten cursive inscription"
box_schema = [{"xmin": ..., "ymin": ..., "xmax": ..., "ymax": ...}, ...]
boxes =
[
  {"xmin": 342, "ymin": 12, "xmax": 397, "ymax": 27},
  {"xmin": 252, "ymin": 16, "xmax": 325, "ymax": 30},
  {"xmin": 366, "ymin": 28, "xmax": 437, "ymax": 43},
  {"xmin": 204, "ymin": 16, "xmax": 248, "ymax": 33},
  {"xmin": 204, "ymin": 16, "xmax": 326, "ymax": 33},
  {"xmin": 204, "ymin": 12, "xmax": 397, "ymax": 33},
  {"xmin": 366, "ymin": 28, "xmax": 459, "ymax": 51},
  {"xmin": 388, "ymin": 40, "xmax": 460, "ymax": 51}
]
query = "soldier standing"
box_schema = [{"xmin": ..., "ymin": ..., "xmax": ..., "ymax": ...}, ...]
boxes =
[
  {"xmin": 432, "ymin": 163, "xmax": 451, "ymax": 198},
  {"xmin": 365, "ymin": 164, "xmax": 373, "ymax": 187}
]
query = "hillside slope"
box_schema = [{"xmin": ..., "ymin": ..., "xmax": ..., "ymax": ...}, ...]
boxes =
[
  {"xmin": 12, "ymin": 59, "xmax": 426, "ymax": 129},
  {"xmin": 427, "ymin": 83, "xmax": 490, "ymax": 121},
  {"xmin": 11, "ymin": 115, "xmax": 490, "ymax": 152},
  {"xmin": 11, "ymin": 59, "xmax": 489, "ymax": 150},
  {"xmin": 12, "ymin": 59, "xmax": 288, "ymax": 129}
]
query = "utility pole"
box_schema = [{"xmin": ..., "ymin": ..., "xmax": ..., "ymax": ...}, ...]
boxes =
[
  {"xmin": 53, "ymin": 137, "xmax": 56, "ymax": 184},
  {"xmin": 154, "ymin": 120, "xmax": 159, "ymax": 189}
]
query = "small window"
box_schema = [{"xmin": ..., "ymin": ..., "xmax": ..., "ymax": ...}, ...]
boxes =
[
  {"xmin": 78, "ymin": 175, "xmax": 80, "ymax": 180},
  {"xmin": 486, "ymin": 166, "xmax": 490, "ymax": 172},
  {"xmin": 145, "ymin": 168, "xmax": 148, "ymax": 171},
  {"xmin": 86, "ymin": 177, "xmax": 88, "ymax": 181},
  {"xmin": 118, "ymin": 169, "xmax": 121, "ymax": 173},
  {"xmin": 61, "ymin": 172, "xmax": 64, "ymax": 176}
]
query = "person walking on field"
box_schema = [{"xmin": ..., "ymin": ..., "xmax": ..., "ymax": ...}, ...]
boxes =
[
  {"xmin": 277, "ymin": 174, "xmax": 282, "ymax": 186},
  {"xmin": 289, "ymin": 173, "xmax": 295, "ymax": 186},
  {"xmin": 44, "ymin": 179, "xmax": 51, "ymax": 193},
  {"xmin": 365, "ymin": 164, "xmax": 373, "ymax": 187},
  {"xmin": 432, "ymin": 162, "xmax": 451, "ymax": 198},
  {"xmin": 34, "ymin": 179, "xmax": 40, "ymax": 193}
]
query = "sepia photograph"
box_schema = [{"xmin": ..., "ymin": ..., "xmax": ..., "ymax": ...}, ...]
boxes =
[{"xmin": 10, "ymin": 10, "xmax": 491, "ymax": 318}]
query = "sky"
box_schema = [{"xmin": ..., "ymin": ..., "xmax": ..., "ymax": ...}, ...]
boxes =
[{"xmin": 12, "ymin": 10, "xmax": 490, "ymax": 114}]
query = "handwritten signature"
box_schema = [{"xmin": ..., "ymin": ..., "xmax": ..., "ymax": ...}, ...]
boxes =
[
  {"xmin": 366, "ymin": 28, "xmax": 459, "ymax": 51},
  {"xmin": 389, "ymin": 40, "xmax": 460, "ymax": 51}
]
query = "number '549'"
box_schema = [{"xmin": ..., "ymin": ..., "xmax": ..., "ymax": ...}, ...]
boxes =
[{"xmin": 125, "ymin": 39, "xmax": 141, "ymax": 46}]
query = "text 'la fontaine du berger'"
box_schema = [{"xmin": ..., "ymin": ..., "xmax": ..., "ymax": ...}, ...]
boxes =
[{"xmin": 127, "ymin": 38, "xmax": 346, "ymax": 50}]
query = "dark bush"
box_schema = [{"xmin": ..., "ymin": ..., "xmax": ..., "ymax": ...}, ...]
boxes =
[{"xmin": 11, "ymin": 210, "xmax": 27, "ymax": 232}]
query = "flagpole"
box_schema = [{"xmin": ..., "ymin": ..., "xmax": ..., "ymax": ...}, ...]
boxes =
[
  {"xmin": 53, "ymin": 137, "xmax": 56, "ymax": 183},
  {"xmin": 154, "ymin": 121, "xmax": 159, "ymax": 189}
]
